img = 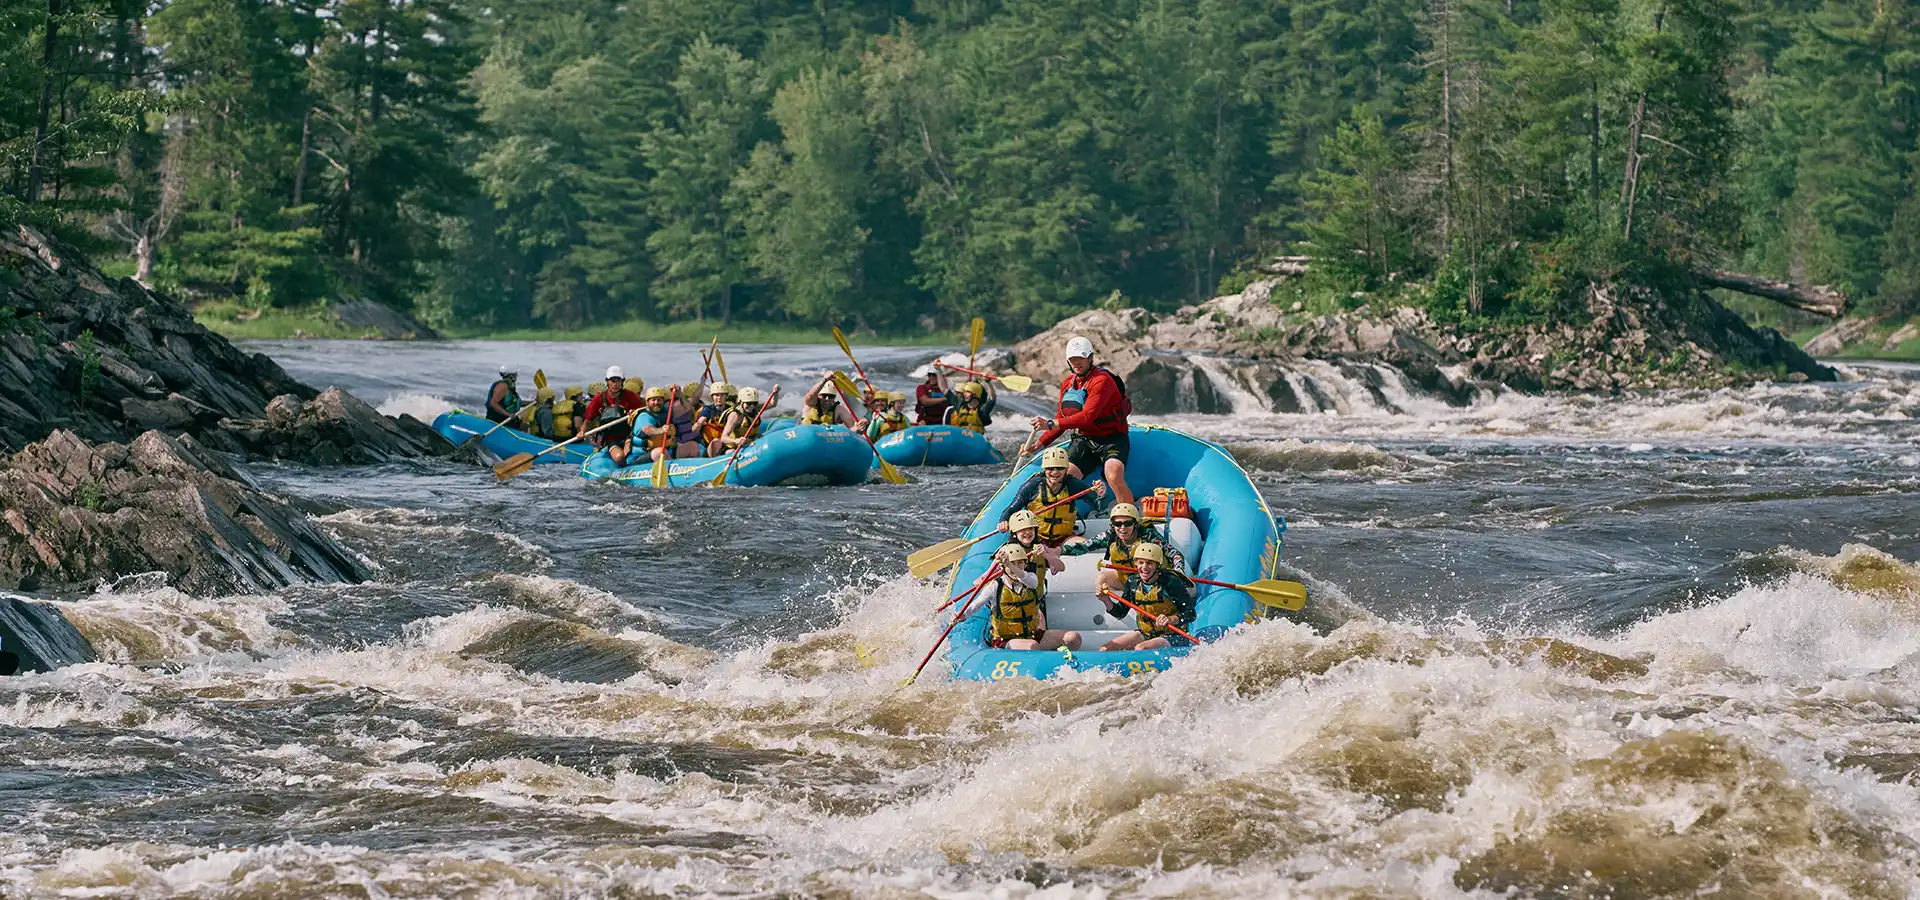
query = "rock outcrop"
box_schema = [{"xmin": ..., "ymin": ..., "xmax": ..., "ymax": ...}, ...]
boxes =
[
  {"xmin": 327, "ymin": 299, "xmax": 441, "ymax": 340},
  {"xmin": 0, "ymin": 429, "xmax": 368, "ymax": 595},
  {"xmin": 0, "ymin": 595, "xmax": 97, "ymax": 674},
  {"xmin": 1012, "ymin": 278, "xmax": 1836, "ymax": 413},
  {"xmin": 0, "ymin": 225, "xmax": 312, "ymax": 451},
  {"xmin": 214, "ymin": 387, "xmax": 454, "ymax": 465},
  {"xmin": 1, "ymin": 224, "xmax": 455, "ymax": 462}
]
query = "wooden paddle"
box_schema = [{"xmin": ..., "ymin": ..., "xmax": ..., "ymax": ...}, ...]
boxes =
[
  {"xmin": 1102, "ymin": 563, "xmax": 1307, "ymax": 611},
  {"xmin": 830, "ymin": 327, "xmax": 878, "ymax": 406},
  {"xmin": 905, "ymin": 485, "xmax": 1096, "ymax": 578},
  {"xmin": 493, "ymin": 406, "xmax": 640, "ymax": 480},
  {"xmin": 832, "ymin": 371, "xmax": 905, "ymax": 485},
  {"xmin": 935, "ymin": 361, "xmax": 1033, "ymax": 393},
  {"xmin": 709, "ymin": 385, "xmax": 779, "ymax": 486},
  {"xmin": 968, "ymin": 316, "xmax": 984, "ymax": 378},
  {"xmin": 1101, "ymin": 588, "xmax": 1198, "ymax": 642},
  {"xmin": 936, "ymin": 563, "xmax": 1004, "ymax": 613},
  {"xmin": 904, "ymin": 571, "xmax": 998, "ymax": 686},
  {"xmin": 650, "ymin": 385, "xmax": 679, "ymax": 488}
]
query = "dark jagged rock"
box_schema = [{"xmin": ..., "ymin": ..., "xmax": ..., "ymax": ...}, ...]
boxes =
[
  {"xmin": 0, "ymin": 224, "xmax": 312, "ymax": 452},
  {"xmin": 0, "ymin": 595, "xmax": 97, "ymax": 674},
  {"xmin": 0, "ymin": 429, "xmax": 369, "ymax": 595},
  {"xmin": 328, "ymin": 299, "xmax": 441, "ymax": 340},
  {"xmin": 216, "ymin": 387, "xmax": 455, "ymax": 464},
  {"xmin": 1012, "ymin": 278, "xmax": 1835, "ymax": 412}
]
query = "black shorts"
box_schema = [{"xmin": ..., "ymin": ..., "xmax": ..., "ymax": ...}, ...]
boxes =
[{"xmin": 1068, "ymin": 432, "xmax": 1129, "ymax": 475}]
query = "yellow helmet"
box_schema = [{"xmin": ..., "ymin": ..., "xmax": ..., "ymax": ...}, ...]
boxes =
[
  {"xmin": 818, "ymin": 382, "xmax": 839, "ymax": 398},
  {"xmin": 960, "ymin": 381, "xmax": 985, "ymax": 397},
  {"xmin": 627, "ymin": 376, "xmax": 644, "ymax": 394},
  {"xmin": 737, "ymin": 386, "xmax": 761, "ymax": 404},
  {"xmin": 1008, "ymin": 509, "xmax": 1040, "ymax": 532},
  {"xmin": 1108, "ymin": 503, "xmax": 1141, "ymax": 523},
  {"xmin": 710, "ymin": 382, "xmax": 733, "ymax": 399},
  {"xmin": 1041, "ymin": 446, "xmax": 1071, "ymax": 469},
  {"xmin": 1132, "ymin": 542, "xmax": 1167, "ymax": 565},
  {"xmin": 564, "ymin": 385, "xmax": 584, "ymax": 399},
  {"xmin": 535, "ymin": 386, "xmax": 556, "ymax": 402},
  {"xmin": 589, "ymin": 381, "xmax": 606, "ymax": 395},
  {"xmin": 891, "ymin": 391, "xmax": 908, "ymax": 402},
  {"xmin": 644, "ymin": 386, "xmax": 669, "ymax": 400},
  {"xmin": 681, "ymin": 381, "xmax": 701, "ymax": 399},
  {"xmin": 994, "ymin": 542, "xmax": 1037, "ymax": 566}
]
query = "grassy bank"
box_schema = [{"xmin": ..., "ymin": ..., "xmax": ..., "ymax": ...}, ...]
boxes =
[
  {"xmin": 193, "ymin": 302, "xmax": 385, "ymax": 340},
  {"xmin": 195, "ymin": 302, "xmax": 969, "ymax": 345},
  {"xmin": 448, "ymin": 319, "xmax": 965, "ymax": 345},
  {"xmin": 1786, "ymin": 316, "xmax": 1920, "ymax": 361}
]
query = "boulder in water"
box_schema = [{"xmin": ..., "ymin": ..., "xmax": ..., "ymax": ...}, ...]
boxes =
[
  {"xmin": 216, "ymin": 387, "xmax": 454, "ymax": 464},
  {"xmin": 0, "ymin": 429, "xmax": 368, "ymax": 595},
  {"xmin": 0, "ymin": 595, "xmax": 97, "ymax": 675}
]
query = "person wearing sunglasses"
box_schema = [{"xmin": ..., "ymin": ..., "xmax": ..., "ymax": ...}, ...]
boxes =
[{"xmin": 1060, "ymin": 502, "xmax": 1186, "ymax": 597}]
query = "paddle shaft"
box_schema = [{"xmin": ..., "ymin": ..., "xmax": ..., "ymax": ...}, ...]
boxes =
[
  {"xmin": 936, "ymin": 563, "xmax": 1003, "ymax": 613},
  {"xmin": 907, "ymin": 579, "xmax": 991, "ymax": 685},
  {"xmin": 494, "ymin": 405, "xmax": 641, "ymax": 478},
  {"xmin": 1101, "ymin": 589, "xmax": 1197, "ymax": 642},
  {"xmin": 464, "ymin": 415, "xmax": 517, "ymax": 446},
  {"xmin": 934, "ymin": 362, "xmax": 1019, "ymax": 383},
  {"xmin": 831, "ymin": 329, "xmax": 879, "ymax": 408},
  {"xmin": 1103, "ymin": 564, "xmax": 1252, "ymax": 594},
  {"xmin": 711, "ymin": 385, "xmax": 779, "ymax": 486},
  {"xmin": 832, "ymin": 371, "xmax": 905, "ymax": 484}
]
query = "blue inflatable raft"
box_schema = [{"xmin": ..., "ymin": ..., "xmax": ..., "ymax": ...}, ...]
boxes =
[
  {"xmin": 875, "ymin": 425, "xmax": 1004, "ymax": 467},
  {"xmin": 939, "ymin": 424, "xmax": 1285, "ymax": 681},
  {"xmin": 579, "ymin": 424, "xmax": 876, "ymax": 487},
  {"xmin": 432, "ymin": 410, "xmax": 594, "ymax": 466}
]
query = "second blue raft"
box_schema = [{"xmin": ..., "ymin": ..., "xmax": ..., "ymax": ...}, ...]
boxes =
[
  {"xmin": 431, "ymin": 410, "xmax": 594, "ymax": 466},
  {"xmin": 580, "ymin": 423, "xmax": 876, "ymax": 487},
  {"xmin": 874, "ymin": 425, "xmax": 1004, "ymax": 467}
]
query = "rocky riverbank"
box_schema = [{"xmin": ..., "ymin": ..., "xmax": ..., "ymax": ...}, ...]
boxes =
[
  {"xmin": 1010, "ymin": 278, "xmax": 1836, "ymax": 414},
  {"xmin": 1, "ymin": 224, "xmax": 453, "ymax": 462}
]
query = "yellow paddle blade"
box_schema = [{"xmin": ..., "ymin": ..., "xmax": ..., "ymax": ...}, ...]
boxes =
[
  {"xmin": 715, "ymin": 347, "xmax": 728, "ymax": 384},
  {"xmin": 533, "ymin": 369, "xmax": 548, "ymax": 391},
  {"xmin": 492, "ymin": 452, "xmax": 537, "ymax": 480},
  {"xmin": 832, "ymin": 370, "xmax": 905, "ymax": 484},
  {"xmin": 650, "ymin": 452, "xmax": 669, "ymax": 488},
  {"xmin": 968, "ymin": 317, "xmax": 984, "ymax": 355},
  {"xmin": 997, "ymin": 373, "xmax": 1033, "ymax": 392},
  {"xmin": 1244, "ymin": 580, "xmax": 1308, "ymax": 611},
  {"xmin": 832, "ymin": 326, "xmax": 852, "ymax": 358},
  {"xmin": 907, "ymin": 537, "xmax": 975, "ymax": 579}
]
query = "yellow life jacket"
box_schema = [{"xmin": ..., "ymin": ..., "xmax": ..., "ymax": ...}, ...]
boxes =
[
  {"xmin": 723, "ymin": 406, "xmax": 760, "ymax": 439},
  {"xmin": 1103, "ymin": 526, "xmax": 1167, "ymax": 567},
  {"xmin": 876, "ymin": 411, "xmax": 910, "ymax": 436},
  {"xmin": 801, "ymin": 405, "xmax": 838, "ymax": 426},
  {"xmin": 948, "ymin": 405, "xmax": 986, "ymax": 433},
  {"xmin": 990, "ymin": 576, "xmax": 1043, "ymax": 642},
  {"xmin": 1027, "ymin": 482, "xmax": 1079, "ymax": 545},
  {"xmin": 551, "ymin": 399, "xmax": 577, "ymax": 440},
  {"xmin": 1132, "ymin": 576, "xmax": 1182, "ymax": 638},
  {"xmin": 700, "ymin": 403, "xmax": 733, "ymax": 443}
]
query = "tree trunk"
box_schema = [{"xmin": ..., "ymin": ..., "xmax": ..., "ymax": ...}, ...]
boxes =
[
  {"xmin": 1620, "ymin": 93, "xmax": 1646, "ymax": 240},
  {"xmin": 25, "ymin": 0, "xmax": 64, "ymax": 204},
  {"xmin": 293, "ymin": 107, "xmax": 311, "ymax": 207},
  {"xmin": 134, "ymin": 232, "xmax": 156, "ymax": 286},
  {"xmin": 1697, "ymin": 268, "xmax": 1848, "ymax": 318}
]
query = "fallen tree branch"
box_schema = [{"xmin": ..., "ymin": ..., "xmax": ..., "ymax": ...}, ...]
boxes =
[
  {"xmin": 1695, "ymin": 268, "xmax": 1847, "ymax": 318},
  {"xmin": 1255, "ymin": 255, "xmax": 1847, "ymax": 318}
]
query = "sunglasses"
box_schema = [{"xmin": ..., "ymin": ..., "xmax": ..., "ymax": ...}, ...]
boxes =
[{"xmin": 1112, "ymin": 519, "xmax": 1137, "ymax": 527}]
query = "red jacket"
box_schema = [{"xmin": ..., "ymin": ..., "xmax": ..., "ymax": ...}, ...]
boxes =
[
  {"xmin": 915, "ymin": 383, "xmax": 950, "ymax": 426},
  {"xmin": 1038, "ymin": 367, "xmax": 1129, "ymax": 445},
  {"xmin": 581, "ymin": 389, "xmax": 642, "ymax": 425}
]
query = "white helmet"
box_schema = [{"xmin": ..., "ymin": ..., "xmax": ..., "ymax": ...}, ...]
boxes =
[
  {"xmin": 498, "ymin": 364, "xmax": 517, "ymax": 378},
  {"xmin": 737, "ymin": 386, "xmax": 761, "ymax": 403},
  {"xmin": 605, "ymin": 365, "xmax": 624, "ymax": 380},
  {"xmin": 1065, "ymin": 336, "xmax": 1094, "ymax": 361},
  {"xmin": 819, "ymin": 383, "xmax": 839, "ymax": 398}
]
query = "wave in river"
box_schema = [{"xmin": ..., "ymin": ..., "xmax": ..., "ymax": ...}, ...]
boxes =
[{"xmin": 7, "ymin": 546, "xmax": 1918, "ymax": 897}]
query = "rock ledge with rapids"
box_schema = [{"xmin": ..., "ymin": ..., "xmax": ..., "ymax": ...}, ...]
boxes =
[
  {"xmin": 1, "ymin": 224, "xmax": 452, "ymax": 462},
  {"xmin": 1011, "ymin": 279, "xmax": 1835, "ymax": 414},
  {"xmin": 0, "ymin": 428, "xmax": 368, "ymax": 595}
]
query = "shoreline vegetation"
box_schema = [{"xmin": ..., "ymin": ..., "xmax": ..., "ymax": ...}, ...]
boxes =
[{"xmin": 193, "ymin": 302, "xmax": 965, "ymax": 346}]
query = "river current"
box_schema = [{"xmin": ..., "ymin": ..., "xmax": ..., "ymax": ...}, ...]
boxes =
[{"xmin": 4, "ymin": 340, "xmax": 1920, "ymax": 898}]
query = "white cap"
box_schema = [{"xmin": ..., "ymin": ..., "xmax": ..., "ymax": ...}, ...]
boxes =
[
  {"xmin": 605, "ymin": 365, "xmax": 624, "ymax": 380},
  {"xmin": 499, "ymin": 364, "xmax": 517, "ymax": 377},
  {"xmin": 1065, "ymin": 336, "xmax": 1094, "ymax": 360}
]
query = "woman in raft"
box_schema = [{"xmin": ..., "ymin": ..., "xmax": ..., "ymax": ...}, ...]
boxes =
[
  {"xmin": 987, "ymin": 542, "xmax": 1082, "ymax": 651},
  {"xmin": 1100, "ymin": 542, "xmax": 1194, "ymax": 651}
]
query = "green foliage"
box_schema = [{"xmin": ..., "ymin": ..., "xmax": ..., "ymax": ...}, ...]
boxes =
[
  {"xmin": 0, "ymin": 0, "xmax": 1914, "ymax": 335},
  {"xmin": 74, "ymin": 479, "xmax": 104, "ymax": 511},
  {"xmin": 75, "ymin": 328, "xmax": 101, "ymax": 402}
]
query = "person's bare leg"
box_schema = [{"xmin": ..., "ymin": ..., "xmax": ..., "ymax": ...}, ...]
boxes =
[
  {"xmin": 1104, "ymin": 458, "xmax": 1132, "ymax": 505},
  {"xmin": 1136, "ymin": 636, "xmax": 1171, "ymax": 651},
  {"xmin": 1101, "ymin": 632, "xmax": 1146, "ymax": 652},
  {"xmin": 1034, "ymin": 630, "xmax": 1082, "ymax": 650}
]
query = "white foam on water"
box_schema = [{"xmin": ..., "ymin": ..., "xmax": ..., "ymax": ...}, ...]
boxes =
[{"xmin": 375, "ymin": 391, "xmax": 456, "ymax": 423}]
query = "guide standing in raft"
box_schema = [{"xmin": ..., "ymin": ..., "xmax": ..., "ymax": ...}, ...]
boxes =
[{"xmin": 1024, "ymin": 336, "xmax": 1135, "ymax": 505}]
